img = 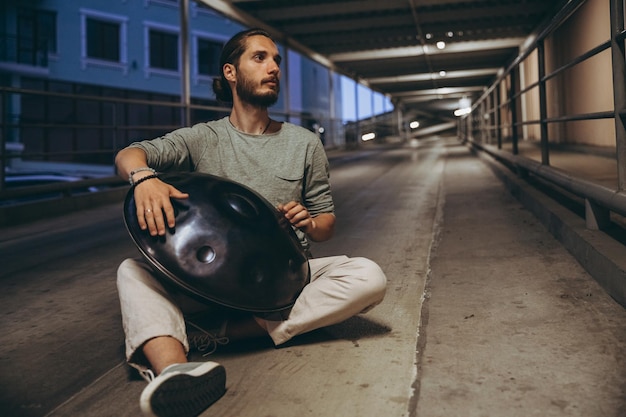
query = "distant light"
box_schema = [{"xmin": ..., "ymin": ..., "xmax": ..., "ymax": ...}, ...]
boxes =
[
  {"xmin": 318, "ymin": 127, "xmax": 325, "ymax": 134},
  {"xmin": 439, "ymin": 70, "xmax": 446, "ymax": 77},
  {"xmin": 454, "ymin": 107, "xmax": 472, "ymax": 117},
  {"xmin": 361, "ymin": 132, "xmax": 376, "ymax": 141},
  {"xmin": 436, "ymin": 41, "xmax": 446, "ymax": 49},
  {"xmin": 410, "ymin": 121, "xmax": 420, "ymax": 129},
  {"xmin": 447, "ymin": 31, "xmax": 454, "ymax": 38},
  {"xmin": 459, "ymin": 97, "xmax": 472, "ymax": 109},
  {"xmin": 425, "ymin": 33, "xmax": 433, "ymax": 39}
]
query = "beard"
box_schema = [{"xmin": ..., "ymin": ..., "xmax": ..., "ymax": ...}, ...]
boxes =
[{"xmin": 236, "ymin": 73, "xmax": 280, "ymax": 108}]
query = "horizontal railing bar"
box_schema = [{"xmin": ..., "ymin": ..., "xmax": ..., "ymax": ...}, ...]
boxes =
[
  {"xmin": 510, "ymin": 111, "xmax": 615, "ymax": 127},
  {"xmin": 0, "ymin": 176, "xmax": 127, "ymax": 200},
  {"xmin": 471, "ymin": 141, "xmax": 626, "ymax": 218},
  {"xmin": 542, "ymin": 40, "xmax": 612, "ymax": 83}
]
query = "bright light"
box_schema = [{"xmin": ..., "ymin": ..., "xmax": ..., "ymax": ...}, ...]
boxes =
[
  {"xmin": 318, "ymin": 127, "xmax": 325, "ymax": 134},
  {"xmin": 436, "ymin": 41, "xmax": 446, "ymax": 49},
  {"xmin": 454, "ymin": 107, "xmax": 472, "ymax": 117},
  {"xmin": 410, "ymin": 121, "xmax": 420, "ymax": 129},
  {"xmin": 361, "ymin": 132, "xmax": 376, "ymax": 141},
  {"xmin": 459, "ymin": 97, "xmax": 471, "ymax": 108},
  {"xmin": 439, "ymin": 70, "xmax": 446, "ymax": 77}
]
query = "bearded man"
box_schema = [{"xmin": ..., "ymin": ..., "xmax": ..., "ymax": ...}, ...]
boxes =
[{"xmin": 114, "ymin": 28, "xmax": 387, "ymax": 417}]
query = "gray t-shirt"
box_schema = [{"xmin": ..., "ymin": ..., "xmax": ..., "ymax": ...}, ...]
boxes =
[{"xmin": 129, "ymin": 116, "xmax": 334, "ymax": 249}]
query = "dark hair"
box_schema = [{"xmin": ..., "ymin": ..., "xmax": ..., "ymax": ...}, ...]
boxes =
[{"xmin": 212, "ymin": 28, "xmax": 274, "ymax": 103}]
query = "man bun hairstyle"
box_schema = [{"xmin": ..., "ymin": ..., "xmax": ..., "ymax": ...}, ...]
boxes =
[{"xmin": 213, "ymin": 28, "xmax": 274, "ymax": 103}]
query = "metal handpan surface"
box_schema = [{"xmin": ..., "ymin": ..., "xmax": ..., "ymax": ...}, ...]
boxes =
[{"xmin": 123, "ymin": 172, "xmax": 310, "ymax": 312}]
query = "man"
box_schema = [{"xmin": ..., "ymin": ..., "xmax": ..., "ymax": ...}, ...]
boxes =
[{"xmin": 115, "ymin": 28, "xmax": 387, "ymax": 417}]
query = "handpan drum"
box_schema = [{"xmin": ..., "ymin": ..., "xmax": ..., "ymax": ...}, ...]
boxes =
[{"xmin": 123, "ymin": 172, "xmax": 310, "ymax": 313}]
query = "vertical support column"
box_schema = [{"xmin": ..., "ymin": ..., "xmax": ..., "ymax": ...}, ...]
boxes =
[
  {"xmin": 396, "ymin": 104, "xmax": 404, "ymax": 140},
  {"xmin": 509, "ymin": 67, "xmax": 519, "ymax": 155},
  {"xmin": 610, "ymin": 0, "xmax": 626, "ymax": 191},
  {"xmin": 538, "ymin": 39, "xmax": 550, "ymax": 165},
  {"xmin": 328, "ymin": 69, "xmax": 335, "ymax": 147},
  {"xmin": 283, "ymin": 43, "xmax": 291, "ymax": 123},
  {"xmin": 179, "ymin": 0, "xmax": 191, "ymax": 126}
]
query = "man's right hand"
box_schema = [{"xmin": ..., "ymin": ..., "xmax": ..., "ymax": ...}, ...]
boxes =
[{"xmin": 133, "ymin": 177, "xmax": 189, "ymax": 236}]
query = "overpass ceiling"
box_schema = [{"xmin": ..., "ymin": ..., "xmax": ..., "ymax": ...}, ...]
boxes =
[{"xmin": 212, "ymin": 0, "xmax": 568, "ymax": 119}]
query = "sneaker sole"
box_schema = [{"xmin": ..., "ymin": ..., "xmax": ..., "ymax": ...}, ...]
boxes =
[{"xmin": 140, "ymin": 362, "xmax": 226, "ymax": 417}]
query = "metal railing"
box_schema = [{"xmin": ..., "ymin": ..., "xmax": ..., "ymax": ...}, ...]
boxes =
[
  {"xmin": 461, "ymin": 0, "xmax": 626, "ymax": 231},
  {"xmin": 0, "ymin": 83, "xmax": 353, "ymax": 203}
]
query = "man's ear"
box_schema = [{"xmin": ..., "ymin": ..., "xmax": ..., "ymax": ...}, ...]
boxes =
[{"xmin": 223, "ymin": 63, "xmax": 236, "ymax": 82}]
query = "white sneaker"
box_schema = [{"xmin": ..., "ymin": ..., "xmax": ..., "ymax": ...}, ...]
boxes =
[{"xmin": 140, "ymin": 362, "xmax": 226, "ymax": 417}]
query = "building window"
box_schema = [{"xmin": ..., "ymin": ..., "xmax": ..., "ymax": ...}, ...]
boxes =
[
  {"xmin": 16, "ymin": 8, "xmax": 56, "ymax": 67},
  {"xmin": 149, "ymin": 29, "xmax": 178, "ymax": 71},
  {"xmin": 86, "ymin": 18, "xmax": 120, "ymax": 62},
  {"xmin": 80, "ymin": 9, "xmax": 127, "ymax": 70},
  {"xmin": 197, "ymin": 38, "xmax": 222, "ymax": 77}
]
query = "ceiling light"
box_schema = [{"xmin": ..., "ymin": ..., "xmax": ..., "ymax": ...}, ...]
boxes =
[
  {"xmin": 454, "ymin": 107, "xmax": 472, "ymax": 117},
  {"xmin": 447, "ymin": 31, "xmax": 454, "ymax": 37},
  {"xmin": 439, "ymin": 70, "xmax": 446, "ymax": 77},
  {"xmin": 436, "ymin": 41, "xmax": 446, "ymax": 49},
  {"xmin": 361, "ymin": 132, "xmax": 376, "ymax": 141},
  {"xmin": 410, "ymin": 121, "xmax": 420, "ymax": 129},
  {"xmin": 426, "ymin": 33, "xmax": 433, "ymax": 39}
]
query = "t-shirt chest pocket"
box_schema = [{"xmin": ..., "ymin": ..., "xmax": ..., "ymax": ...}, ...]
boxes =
[{"xmin": 272, "ymin": 166, "xmax": 304, "ymax": 204}]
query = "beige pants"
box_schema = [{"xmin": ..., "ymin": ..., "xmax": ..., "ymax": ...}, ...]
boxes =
[{"xmin": 117, "ymin": 255, "xmax": 386, "ymax": 368}]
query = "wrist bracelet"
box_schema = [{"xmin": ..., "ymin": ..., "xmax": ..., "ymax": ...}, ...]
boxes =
[
  {"xmin": 132, "ymin": 174, "xmax": 159, "ymax": 188},
  {"xmin": 129, "ymin": 167, "xmax": 156, "ymax": 185}
]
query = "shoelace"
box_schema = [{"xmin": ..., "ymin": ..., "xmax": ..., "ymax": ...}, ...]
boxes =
[
  {"xmin": 187, "ymin": 320, "xmax": 230, "ymax": 356},
  {"xmin": 140, "ymin": 368, "xmax": 156, "ymax": 382}
]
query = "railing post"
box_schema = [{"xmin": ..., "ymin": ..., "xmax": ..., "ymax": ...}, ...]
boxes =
[
  {"xmin": 509, "ymin": 67, "xmax": 519, "ymax": 155},
  {"xmin": 610, "ymin": 0, "xmax": 626, "ymax": 191},
  {"xmin": 495, "ymin": 81, "xmax": 502, "ymax": 149},
  {"xmin": 538, "ymin": 39, "xmax": 550, "ymax": 166},
  {"xmin": 0, "ymin": 89, "xmax": 5, "ymax": 191},
  {"xmin": 180, "ymin": 0, "xmax": 191, "ymax": 126},
  {"xmin": 585, "ymin": 198, "xmax": 610, "ymax": 230}
]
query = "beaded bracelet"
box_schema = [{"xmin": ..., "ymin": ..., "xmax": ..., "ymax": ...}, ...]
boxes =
[
  {"xmin": 132, "ymin": 174, "xmax": 159, "ymax": 188},
  {"xmin": 128, "ymin": 167, "xmax": 156, "ymax": 186}
]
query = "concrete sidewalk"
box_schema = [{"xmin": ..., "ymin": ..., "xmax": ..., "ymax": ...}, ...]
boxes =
[{"xmin": 415, "ymin": 143, "xmax": 626, "ymax": 417}]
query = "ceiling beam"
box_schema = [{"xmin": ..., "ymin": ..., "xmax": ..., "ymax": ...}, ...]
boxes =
[
  {"xmin": 394, "ymin": 86, "xmax": 485, "ymax": 99},
  {"xmin": 329, "ymin": 38, "xmax": 524, "ymax": 62},
  {"xmin": 237, "ymin": 0, "xmax": 410, "ymax": 21},
  {"xmin": 369, "ymin": 68, "xmax": 500, "ymax": 85},
  {"xmin": 197, "ymin": 0, "xmax": 335, "ymax": 69}
]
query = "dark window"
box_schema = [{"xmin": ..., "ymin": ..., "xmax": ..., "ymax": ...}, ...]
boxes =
[
  {"xmin": 198, "ymin": 38, "xmax": 222, "ymax": 76},
  {"xmin": 86, "ymin": 18, "xmax": 120, "ymax": 62},
  {"xmin": 16, "ymin": 8, "xmax": 56, "ymax": 66},
  {"xmin": 149, "ymin": 30, "xmax": 178, "ymax": 71}
]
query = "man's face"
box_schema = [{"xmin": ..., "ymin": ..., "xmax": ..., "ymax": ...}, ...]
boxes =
[{"xmin": 234, "ymin": 35, "xmax": 282, "ymax": 107}]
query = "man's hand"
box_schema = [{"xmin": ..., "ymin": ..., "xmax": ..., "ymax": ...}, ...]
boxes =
[
  {"xmin": 133, "ymin": 177, "xmax": 189, "ymax": 236},
  {"xmin": 277, "ymin": 201, "xmax": 335, "ymax": 242},
  {"xmin": 115, "ymin": 147, "xmax": 189, "ymax": 236}
]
